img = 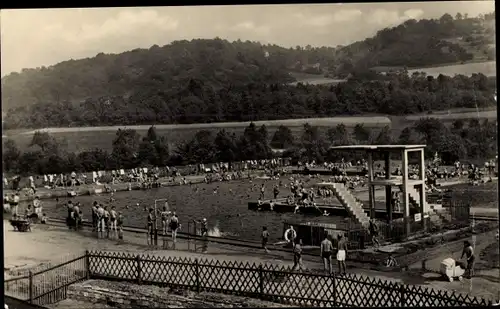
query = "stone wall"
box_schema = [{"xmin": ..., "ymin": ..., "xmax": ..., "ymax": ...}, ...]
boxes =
[{"xmin": 67, "ymin": 280, "xmax": 288, "ymax": 308}]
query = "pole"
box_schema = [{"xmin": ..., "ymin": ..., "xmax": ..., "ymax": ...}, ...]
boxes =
[
  {"xmin": 470, "ymin": 210, "xmax": 475, "ymax": 293},
  {"xmin": 153, "ymin": 201, "xmax": 158, "ymax": 246}
]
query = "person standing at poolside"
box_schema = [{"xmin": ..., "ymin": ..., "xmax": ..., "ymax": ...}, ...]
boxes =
[
  {"xmin": 109, "ymin": 206, "xmax": 118, "ymax": 239},
  {"xmin": 97, "ymin": 204, "xmax": 105, "ymax": 238},
  {"xmin": 72, "ymin": 202, "xmax": 80, "ymax": 231},
  {"xmin": 33, "ymin": 196, "xmax": 42, "ymax": 218},
  {"xmin": 170, "ymin": 212, "xmax": 179, "ymax": 246},
  {"xmin": 337, "ymin": 234, "xmax": 348, "ymax": 275},
  {"xmin": 12, "ymin": 193, "xmax": 20, "ymax": 217},
  {"xmin": 369, "ymin": 219, "xmax": 380, "ymax": 247},
  {"xmin": 292, "ymin": 239, "xmax": 304, "ymax": 271},
  {"xmin": 103, "ymin": 206, "xmax": 110, "ymax": 238},
  {"xmin": 261, "ymin": 226, "xmax": 270, "ymax": 253},
  {"xmin": 201, "ymin": 218, "xmax": 209, "ymax": 253},
  {"xmin": 161, "ymin": 206, "xmax": 170, "ymax": 235},
  {"xmin": 461, "ymin": 240, "xmax": 475, "ymax": 278},
  {"xmin": 117, "ymin": 211, "xmax": 124, "ymax": 240},
  {"xmin": 147, "ymin": 208, "xmax": 154, "ymax": 245},
  {"xmin": 91, "ymin": 202, "xmax": 98, "ymax": 232},
  {"xmin": 320, "ymin": 232, "xmax": 334, "ymax": 274},
  {"xmin": 66, "ymin": 201, "xmax": 74, "ymax": 229}
]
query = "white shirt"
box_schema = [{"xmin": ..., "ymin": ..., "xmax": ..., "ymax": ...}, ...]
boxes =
[{"xmin": 13, "ymin": 195, "xmax": 20, "ymax": 203}]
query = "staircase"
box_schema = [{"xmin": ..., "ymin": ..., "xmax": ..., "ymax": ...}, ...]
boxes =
[
  {"xmin": 398, "ymin": 185, "xmax": 421, "ymax": 209},
  {"xmin": 399, "ymin": 185, "xmax": 452, "ymax": 227},
  {"xmin": 331, "ymin": 183, "xmax": 370, "ymax": 228}
]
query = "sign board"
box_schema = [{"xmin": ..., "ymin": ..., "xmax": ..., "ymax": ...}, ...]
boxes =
[{"xmin": 414, "ymin": 213, "xmax": 422, "ymax": 222}]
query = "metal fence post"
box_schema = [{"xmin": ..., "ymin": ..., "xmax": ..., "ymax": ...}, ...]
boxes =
[
  {"xmin": 332, "ymin": 272, "xmax": 337, "ymax": 307},
  {"xmin": 28, "ymin": 271, "xmax": 33, "ymax": 304},
  {"xmin": 136, "ymin": 255, "xmax": 142, "ymax": 285},
  {"xmin": 85, "ymin": 250, "xmax": 90, "ymax": 280},
  {"xmin": 400, "ymin": 284, "xmax": 406, "ymax": 307},
  {"xmin": 258, "ymin": 265, "xmax": 264, "ymax": 299},
  {"xmin": 194, "ymin": 259, "xmax": 200, "ymax": 293}
]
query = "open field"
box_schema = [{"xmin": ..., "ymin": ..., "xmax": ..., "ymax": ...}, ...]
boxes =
[
  {"xmin": 288, "ymin": 72, "xmax": 347, "ymax": 86},
  {"xmin": 405, "ymin": 110, "xmax": 498, "ymax": 121},
  {"xmin": 3, "ymin": 116, "xmax": 391, "ymax": 153},
  {"xmin": 2, "ymin": 107, "xmax": 496, "ymax": 153},
  {"xmin": 407, "ymin": 61, "xmax": 496, "ymax": 77}
]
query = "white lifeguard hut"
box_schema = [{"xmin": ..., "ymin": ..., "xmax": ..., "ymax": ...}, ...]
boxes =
[{"xmin": 330, "ymin": 144, "xmax": 428, "ymax": 236}]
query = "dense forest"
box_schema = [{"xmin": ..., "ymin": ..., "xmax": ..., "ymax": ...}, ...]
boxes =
[
  {"xmin": 3, "ymin": 115, "xmax": 496, "ymax": 175},
  {"xmin": 1, "ymin": 12, "xmax": 495, "ymax": 125},
  {"xmin": 3, "ymin": 72, "xmax": 497, "ymax": 129},
  {"xmin": 335, "ymin": 12, "xmax": 495, "ymax": 73}
]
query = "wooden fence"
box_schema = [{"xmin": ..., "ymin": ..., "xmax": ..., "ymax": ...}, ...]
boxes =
[
  {"xmin": 4, "ymin": 250, "xmax": 492, "ymax": 307},
  {"xmin": 4, "ymin": 254, "xmax": 88, "ymax": 306}
]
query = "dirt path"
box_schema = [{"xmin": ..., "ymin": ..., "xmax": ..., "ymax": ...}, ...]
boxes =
[{"xmin": 406, "ymin": 230, "xmax": 499, "ymax": 301}]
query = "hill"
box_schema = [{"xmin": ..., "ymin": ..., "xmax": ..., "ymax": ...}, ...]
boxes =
[
  {"xmin": 333, "ymin": 12, "xmax": 495, "ymax": 76},
  {"xmin": 1, "ymin": 38, "xmax": 338, "ymax": 111},
  {"xmin": 1, "ymin": 12, "xmax": 497, "ymax": 130}
]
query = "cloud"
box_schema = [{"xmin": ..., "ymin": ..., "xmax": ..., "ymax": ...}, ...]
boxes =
[
  {"xmin": 403, "ymin": 9, "xmax": 424, "ymax": 20},
  {"xmin": 332, "ymin": 9, "xmax": 363, "ymax": 23},
  {"xmin": 231, "ymin": 21, "xmax": 270, "ymax": 35},
  {"xmin": 295, "ymin": 9, "xmax": 363, "ymax": 27},
  {"xmin": 63, "ymin": 10, "xmax": 179, "ymax": 45},
  {"xmin": 366, "ymin": 8, "xmax": 424, "ymax": 27}
]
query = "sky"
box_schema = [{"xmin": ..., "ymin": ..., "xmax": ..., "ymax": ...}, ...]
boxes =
[{"xmin": 0, "ymin": 2, "xmax": 495, "ymax": 76}]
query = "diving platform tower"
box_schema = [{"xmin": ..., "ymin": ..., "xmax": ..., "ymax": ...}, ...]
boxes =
[{"xmin": 330, "ymin": 144, "xmax": 428, "ymax": 236}]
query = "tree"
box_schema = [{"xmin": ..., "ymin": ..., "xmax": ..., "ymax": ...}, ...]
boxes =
[
  {"xmin": 327, "ymin": 124, "xmax": 354, "ymax": 146},
  {"xmin": 301, "ymin": 123, "xmax": 327, "ymax": 162},
  {"xmin": 270, "ymin": 125, "xmax": 295, "ymax": 149},
  {"xmin": 111, "ymin": 129, "xmax": 142, "ymax": 168},
  {"xmin": 139, "ymin": 125, "xmax": 170, "ymax": 166},
  {"xmin": 353, "ymin": 124, "xmax": 370, "ymax": 143},
  {"xmin": 2, "ymin": 139, "xmax": 21, "ymax": 173},
  {"xmin": 373, "ymin": 126, "xmax": 393, "ymax": 145},
  {"xmin": 30, "ymin": 131, "xmax": 59, "ymax": 153},
  {"xmin": 214, "ymin": 129, "xmax": 238, "ymax": 168},
  {"xmin": 238, "ymin": 123, "xmax": 272, "ymax": 160},
  {"xmin": 178, "ymin": 130, "xmax": 216, "ymax": 164},
  {"xmin": 398, "ymin": 127, "xmax": 417, "ymax": 144}
]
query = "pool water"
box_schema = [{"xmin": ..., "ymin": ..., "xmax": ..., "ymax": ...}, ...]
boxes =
[{"xmin": 32, "ymin": 177, "xmax": 349, "ymax": 243}]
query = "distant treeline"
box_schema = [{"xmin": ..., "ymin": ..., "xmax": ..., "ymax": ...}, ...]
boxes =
[
  {"xmin": 3, "ymin": 72, "xmax": 496, "ymax": 130},
  {"xmin": 3, "ymin": 117, "xmax": 496, "ymax": 176}
]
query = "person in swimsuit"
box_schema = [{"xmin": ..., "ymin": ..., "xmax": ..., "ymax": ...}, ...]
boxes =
[
  {"xmin": 12, "ymin": 193, "xmax": 20, "ymax": 217},
  {"xmin": 103, "ymin": 206, "xmax": 110, "ymax": 238},
  {"xmin": 147, "ymin": 208, "xmax": 154, "ymax": 242},
  {"xmin": 109, "ymin": 206, "xmax": 118, "ymax": 238},
  {"xmin": 117, "ymin": 212, "xmax": 124, "ymax": 240},
  {"xmin": 170, "ymin": 212, "xmax": 179, "ymax": 244},
  {"xmin": 369, "ymin": 219, "xmax": 380, "ymax": 247},
  {"xmin": 337, "ymin": 234, "xmax": 348, "ymax": 275},
  {"xmin": 201, "ymin": 218, "xmax": 208, "ymax": 253},
  {"xmin": 96, "ymin": 204, "xmax": 105, "ymax": 237},
  {"xmin": 461, "ymin": 240, "xmax": 475, "ymax": 278},
  {"xmin": 161, "ymin": 206, "xmax": 170, "ymax": 235},
  {"xmin": 33, "ymin": 196, "xmax": 42, "ymax": 217},
  {"xmin": 72, "ymin": 203, "xmax": 80, "ymax": 230},
  {"xmin": 261, "ymin": 226, "xmax": 270, "ymax": 253},
  {"xmin": 66, "ymin": 201, "xmax": 74, "ymax": 229},
  {"xmin": 320, "ymin": 232, "xmax": 334, "ymax": 274},
  {"xmin": 292, "ymin": 239, "xmax": 304, "ymax": 271},
  {"xmin": 91, "ymin": 202, "xmax": 98, "ymax": 232}
]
